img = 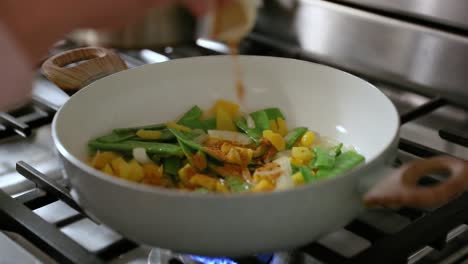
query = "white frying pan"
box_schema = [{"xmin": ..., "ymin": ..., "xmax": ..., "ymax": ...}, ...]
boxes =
[{"xmin": 42, "ymin": 47, "xmax": 468, "ymax": 257}]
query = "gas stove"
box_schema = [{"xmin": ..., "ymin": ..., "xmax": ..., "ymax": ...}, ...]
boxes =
[{"xmin": 3, "ymin": 0, "xmax": 468, "ymax": 263}]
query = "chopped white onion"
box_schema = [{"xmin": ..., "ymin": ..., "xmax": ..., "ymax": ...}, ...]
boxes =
[
  {"xmin": 254, "ymin": 167, "xmax": 283, "ymax": 178},
  {"xmin": 316, "ymin": 135, "xmax": 341, "ymax": 149},
  {"xmin": 246, "ymin": 114, "xmax": 255, "ymax": 129},
  {"xmin": 133, "ymin": 148, "xmax": 151, "ymax": 164},
  {"xmin": 207, "ymin": 130, "xmax": 253, "ymax": 145},
  {"xmin": 273, "ymin": 156, "xmax": 294, "ymax": 190},
  {"xmin": 133, "ymin": 148, "xmax": 152, "ymax": 164}
]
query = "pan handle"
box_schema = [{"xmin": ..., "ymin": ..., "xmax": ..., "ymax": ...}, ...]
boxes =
[
  {"xmin": 41, "ymin": 47, "xmax": 128, "ymax": 93},
  {"xmin": 363, "ymin": 156, "xmax": 468, "ymax": 208}
]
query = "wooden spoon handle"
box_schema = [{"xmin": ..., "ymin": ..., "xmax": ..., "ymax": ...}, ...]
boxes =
[
  {"xmin": 41, "ymin": 47, "xmax": 127, "ymax": 92},
  {"xmin": 364, "ymin": 156, "xmax": 468, "ymax": 208}
]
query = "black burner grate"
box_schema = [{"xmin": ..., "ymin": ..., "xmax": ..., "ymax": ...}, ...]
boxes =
[{"xmin": 0, "ymin": 98, "xmax": 57, "ymax": 140}]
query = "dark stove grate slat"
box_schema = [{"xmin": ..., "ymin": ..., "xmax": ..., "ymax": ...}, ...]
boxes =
[
  {"xmin": 0, "ymin": 190, "xmax": 103, "ymax": 264},
  {"xmin": 439, "ymin": 129, "xmax": 468, "ymax": 148},
  {"xmin": 17, "ymin": 161, "xmax": 84, "ymax": 214},
  {"xmin": 15, "ymin": 160, "xmax": 138, "ymax": 263},
  {"xmin": 0, "ymin": 112, "xmax": 32, "ymax": 137},
  {"xmin": 96, "ymin": 239, "xmax": 138, "ymax": 261},
  {"xmin": 0, "ymin": 97, "xmax": 57, "ymax": 140},
  {"xmin": 399, "ymin": 138, "xmax": 451, "ymax": 158},
  {"xmin": 344, "ymin": 220, "xmax": 387, "ymax": 243},
  {"xmin": 400, "ymin": 97, "xmax": 447, "ymax": 124},
  {"xmin": 23, "ymin": 193, "xmax": 58, "ymax": 210}
]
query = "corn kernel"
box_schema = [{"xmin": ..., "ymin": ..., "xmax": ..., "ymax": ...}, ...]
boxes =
[
  {"xmin": 292, "ymin": 172, "xmax": 305, "ymax": 185},
  {"xmin": 102, "ymin": 164, "xmax": 115, "ymax": 176},
  {"xmin": 253, "ymin": 179, "xmax": 275, "ymax": 192},
  {"xmin": 92, "ymin": 151, "xmax": 119, "ymax": 169},
  {"xmin": 290, "ymin": 157, "xmax": 304, "ymax": 166},
  {"xmin": 165, "ymin": 122, "xmax": 191, "ymax": 132},
  {"xmin": 190, "ymin": 174, "xmax": 218, "ymax": 191},
  {"xmin": 263, "ymin": 130, "xmax": 285, "ymax": 151},
  {"xmin": 136, "ymin": 129, "xmax": 162, "ymax": 140},
  {"xmin": 276, "ymin": 118, "xmax": 288, "ymax": 136},
  {"xmin": 300, "ymin": 131, "xmax": 316, "ymax": 147},
  {"xmin": 216, "ymin": 108, "xmax": 237, "ymax": 131},
  {"xmin": 292, "ymin": 147, "xmax": 313, "ymax": 161}
]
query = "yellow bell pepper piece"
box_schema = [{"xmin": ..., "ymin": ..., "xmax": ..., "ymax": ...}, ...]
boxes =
[
  {"xmin": 216, "ymin": 108, "xmax": 237, "ymax": 131},
  {"xmin": 263, "ymin": 130, "xmax": 285, "ymax": 151},
  {"xmin": 210, "ymin": 99, "xmax": 240, "ymax": 118},
  {"xmin": 269, "ymin": 120, "xmax": 279, "ymax": 133},
  {"xmin": 300, "ymin": 131, "xmax": 316, "ymax": 148},
  {"xmin": 292, "ymin": 147, "xmax": 313, "ymax": 162},
  {"xmin": 91, "ymin": 151, "xmax": 119, "ymax": 170},
  {"xmin": 102, "ymin": 164, "xmax": 115, "ymax": 176},
  {"xmin": 110, "ymin": 157, "xmax": 127, "ymax": 176},
  {"xmin": 253, "ymin": 179, "xmax": 275, "ymax": 192},
  {"xmin": 143, "ymin": 163, "xmax": 163, "ymax": 179},
  {"xmin": 121, "ymin": 160, "xmax": 144, "ymax": 182},
  {"xmin": 165, "ymin": 122, "xmax": 191, "ymax": 132},
  {"xmin": 292, "ymin": 172, "xmax": 305, "ymax": 185},
  {"xmin": 190, "ymin": 174, "xmax": 218, "ymax": 191},
  {"xmin": 136, "ymin": 129, "xmax": 162, "ymax": 140},
  {"xmin": 276, "ymin": 118, "xmax": 288, "ymax": 136},
  {"xmin": 178, "ymin": 164, "xmax": 196, "ymax": 184}
]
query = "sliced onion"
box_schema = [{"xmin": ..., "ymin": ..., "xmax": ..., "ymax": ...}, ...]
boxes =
[
  {"xmin": 207, "ymin": 130, "xmax": 253, "ymax": 145},
  {"xmin": 246, "ymin": 114, "xmax": 255, "ymax": 129},
  {"xmin": 254, "ymin": 166, "xmax": 283, "ymax": 178},
  {"xmin": 273, "ymin": 156, "xmax": 294, "ymax": 190},
  {"xmin": 133, "ymin": 147, "xmax": 151, "ymax": 164}
]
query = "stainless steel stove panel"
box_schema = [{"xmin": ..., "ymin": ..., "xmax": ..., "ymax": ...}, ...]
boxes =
[
  {"xmin": 335, "ymin": 0, "xmax": 468, "ymax": 31},
  {"xmin": 256, "ymin": 0, "xmax": 468, "ymax": 107}
]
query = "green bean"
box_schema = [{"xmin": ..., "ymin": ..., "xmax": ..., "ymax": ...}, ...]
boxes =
[
  {"xmin": 113, "ymin": 123, "xmax": 166, "ymax": 134},
  {"xmin": 88, "ymin": 140, "xmax": 182, "ymax": 156},
  {"xmin": 234, "ymin": 117, "xmax": 262, "ymax": 144},
  {"xmin": 316, "ymin": 151, "xmax": 365, "ymax": 178},
  {"xmin": 284, "ymin": 127, "xmax": 308, "ymax": 149},
  {"xmin": 163, "ymin": 157, "xmax": 182, "ymax": 176}
]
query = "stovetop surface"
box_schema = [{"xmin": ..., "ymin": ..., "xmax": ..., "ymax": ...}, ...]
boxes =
[{"xmin": 2, "ymin": 8, "xmax": 468, "ymax": 262}]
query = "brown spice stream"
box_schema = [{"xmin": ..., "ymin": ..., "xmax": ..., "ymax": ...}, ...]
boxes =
[
  {"xmin": 212, "ymin": 1, "xmax": 248, "ymax": 109},
  {"xmin": 229, "ymin": 42, "xmax": 245, "ymax": 105}
]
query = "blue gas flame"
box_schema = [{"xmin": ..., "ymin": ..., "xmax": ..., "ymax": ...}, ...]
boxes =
[
  {"xmin": 188, "ymin": 254, "xmax": 273, "ymax": 264},
  {"xmin": 189, "ymin": 256, "xmax": 238, "ymax": 264}
]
